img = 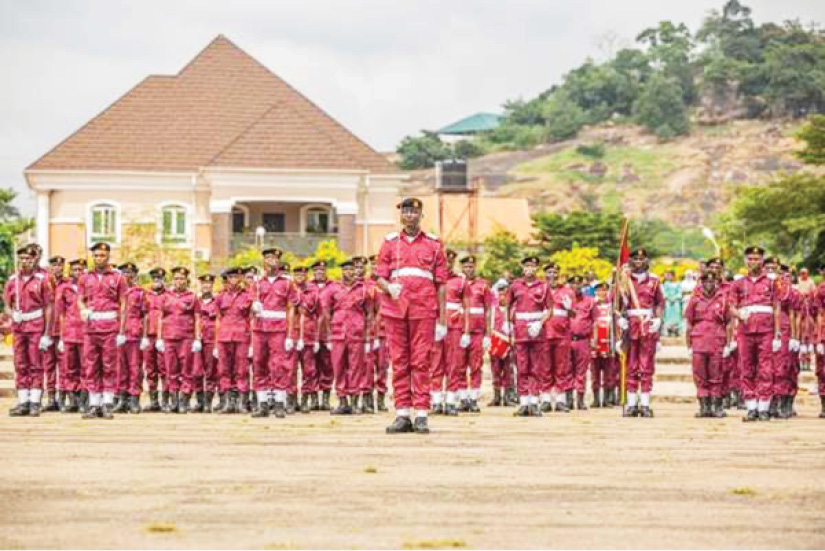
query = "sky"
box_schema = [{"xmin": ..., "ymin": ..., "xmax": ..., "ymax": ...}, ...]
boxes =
[{"xmin": 1, "ymin": 0, "xmax": 823, "ymax": 215}]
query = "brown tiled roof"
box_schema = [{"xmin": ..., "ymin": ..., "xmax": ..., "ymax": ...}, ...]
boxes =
[{"xmin": 27, "ymin": 35, "xmax": 397, "ymax": 174}]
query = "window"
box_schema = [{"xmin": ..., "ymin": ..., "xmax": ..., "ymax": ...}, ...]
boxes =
[
  {"xmin": 263, "ymin": 213, "xmax": 285, "ymax": 233},
  {"xmin": 305, "ymin": 207, "xmax": 329, "ymax": 234},
  {"xmin": 232, "ymin": 212, "xmax": 245, "ymax": 233},
  {"xmin": 161, "ymin": 205, "xmax": 187, "ymax": 243},
  {"xmin": 89, "ymin": 203, "xmax": 118, "ymax": 243}
]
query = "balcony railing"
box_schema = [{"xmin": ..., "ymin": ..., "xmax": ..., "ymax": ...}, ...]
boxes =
[{"xmin": 229, "ymin": 232, "xmax": 338, "ymax": 257}]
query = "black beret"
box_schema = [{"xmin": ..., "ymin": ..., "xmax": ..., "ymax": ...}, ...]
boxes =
[
  {"xmin": 630, "ymin": 248, "xmax": 648, "ymax": 259},
  {"xmin": 171, "ymin": 266, "xmax": 190, "ymax": 276},
  {"xmin": 310, "ymin": 260, "xmax": 327, "ymax": 269},
  {"xmin": 397, "ymin": 197, "xmax": 423, "ymax": 210},
  {"xmin": 118, "ymin": 262, "xmax": 138, "ymax": 273},
  {"xmin": 198, "ymin": 274, "xmax": 216, "ymax": 283},
  {"xmin": 262, "ymin": 247, "xmax": 283, "ymax": 258},
  {"xmin": 743, "ymin": 246, "xmax": 765, "ymax": 256},
  {"xmin": 89, "ymin": 242, "xmax": 111, "ymax": 252},
  {"xmin": 521, "ymin": 256, "xmax": 540, "ymax": 265},
  {"xmin": 149, "ymin": 267, "xmax": 166, "ymax": 278},
  {"xmin": 48, "ymin": 255, "xmax": 66, "ymax": 265},
  {"xmin": 459, "ymin": 255, "xmax": 476, "ymax": 264}
]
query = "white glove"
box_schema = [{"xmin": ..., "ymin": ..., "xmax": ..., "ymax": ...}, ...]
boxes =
[
  {"xmin": 561, "ymin": 296, "xmax": 573, "ymax": 310},
  {"xmin": 818, "ymin": 344, "xmax": 825, "ymax": 355},
  {"xmin": 285, "ymin": 338, "xmax": 294, "ymax": 352},
  {"xmin": 251, "ymin": 300, "xmax": 263, "ymax": 313},
  {"xmin": 729, "ymin": 340, "xmax": 737, "ymax": 352},
  {"xmin": 738, "ymin": 309, "xmax": 750, "ymax": 322},
  {"xmin": 140, "ymin": 337, "xmax": 150, "ymax": 351},
  {"xmin": 11, "ymin": 311, "xmax": 22, "ymax": 324},
  {"xmin": 772, "ymin": 338, "xmax": 781, "ymax": 353},
  {"xmin": 296, "ymin": 339, "xmax": 305, "ymax": 352},
  {"xmin": 248, "ymin": 345, "xmax": 254, "ymax": 358},
  {"xmin": 324, "ymin": 341, "xmax": 332, "ymax": 351},
  {"xmin": 789, "ymin": 339, "xmax": 800, "ymax": 352},
  {"xmin": 80, "ymin": 308, "xmax": 90, "ymax": 322},
  {"xmin": 483, "ymin": 336, "xmax": 491, "ymax": 350},
  {"xmin": 617, "ymin": 317, "xmax": 629, "ymax": 330},
  {"xmin": 687, "ymin": 347, "xmax": 693, "ymax": 356},
  {"xmin": 649, "ymin": 318, "xmax": 662, "ymax": 333},
  {"xmin": 364, "ymin": 342, "xmax": 371, "ymax": 353},
  {"xmin": 57, "ymin": 339, "xmax": 65, "ymax": 353},
  {"xmin": 387, "ymin": 283, "xmax": 403, "ymax": 300},
  {"xmin": 213, "ymin": 347, "xmax": 220, "ymax": 359},
  {"xmin": 192, "ymin": 339, "xmax": 202, "ymax": 353},
  {"xmin": 372, "ymin": 338, "xmax": 381, "ymax": 351},
  {"xmin": 656, "ymin": 341, "xmax": 662, "ymax": 353},
  {"xmin": 314, "ymin": 342, "xmax": 321, "ymax": 353},
  {"xmin": 155, "ymin": 339, "xmax": 165, "ymax": 353},
  {"xmin": 38, "ymin": 335, "xmax": 53, "ymax": 351},
  {"xmin": 501, "ymin": 321, "xmax": 511, "ymax": 335},
  {"xmin": 527, "ymin": 321, "xmax": 542, "ymax": 338},
  {"xmin": 435, "ymin": 323, "xmax": 448, "ymax": 342},
  {"xmin": 116, "ymin": 334, "xmax": 127, "ymax": 347},
  {"xmin": 799, "ymin": 344, "xmax": 808, "ymax": 354},
  {"xmin": 722, "ymin": 345, "xmax": 730, "ymax": 358},
  {"xmin": 460, "ymin": 333, "xmax": 471, "ymax": 348}
]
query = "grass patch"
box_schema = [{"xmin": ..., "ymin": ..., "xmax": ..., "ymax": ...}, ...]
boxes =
[
  {"xmin": 403, "ymin": 539, "xmax": 467, "ymax": 549},
  {"xmin": 145, "ymin": 522, "xmax": 177, "ymax": 534},
  {"xmin": 731, "ymin": 486, "xmax": 756, "ymax": 496},
  {"xmin": 364, "ymin": 465, "xmax": 378, "ymax": 474}
]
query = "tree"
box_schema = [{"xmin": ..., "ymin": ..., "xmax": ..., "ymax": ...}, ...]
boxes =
[
  {"xmin": 0, "ymin": 189, "xmax": 35, "ymax": 306},
  {"xmin": 796, "ymin": 114, "xmax": 825, "ymax": 165},
  {"xmin": 548, "ymin": 247, "xmax": 613, "ymax": 282},
  {"xmin": 478, "ymin": 230, "xmax": 527, "ymax": 281},
  {"xmin": 542, "ymin": 90, "xmax": 588, "ymax": 140},
  {"xmin": 533, "ymin": 211, "xmax": 624, "ymax": 260},
  {"xmin": 633, "ymin": 72, "xmax": 690, "ymax": 139},
  {"xmin": 396, "ymin": 131, "xmax": 451, "ymax": 170},
  {"xmin": 452, "ymin": 140, "xmax": 485, "ymax": 159},
  {"xmin": 636, "ymin": 21, "xmax": 697, "ymax": 105},
  {"xmin": 763, "ymin": 42, "xmax": 825, "ymax": 117}
]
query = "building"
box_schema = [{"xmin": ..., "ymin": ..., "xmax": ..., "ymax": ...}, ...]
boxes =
[
  {"xmin": 436, "ymin": 112, "xmax": 501, "ymax": 143},
  {"xmin": 25, "ymin": 35, "xmax": 405, "ymax": 263}
]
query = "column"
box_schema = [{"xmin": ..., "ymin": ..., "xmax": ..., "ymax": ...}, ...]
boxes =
[{"xmin": 36, "ymin": 191, "xmax": 50, "ymax": 260}]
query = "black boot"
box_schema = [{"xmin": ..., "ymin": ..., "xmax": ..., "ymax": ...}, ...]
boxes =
[
  {"xmin": 100, "ymin": 403, "xmax": 114, "ymax": 419},
  {"xmin": 251, "ymin": 399, "xmax": 270, "ymax": 418},
  {"xmin": 271, "ymin": 400, "xmax": 286, "ymax": 418},
  {"xmin": 713, "ymin": 397, "xmax": 726, "ymax": 418},
  {"xmin": 565, "ymin": 390, "xmax": 574, "ymax": 411},
  {"xmin": 413, "ymin": 416, "xmax": 430, "ymax": 434},
  {"xmin": 623, "ymin": 405, "xmax": 639, "ymax": 418},
  {"xmin": 820, "ymin": 396, "xmax": 825, "ymax": 418},
  {"xmin": 555, "ymin": 398, "xmax": 570, "ymax": 413},
  {"xmin": 529, "ymin": 404, "xmax": 543, "ymax": 417},
  {"xmin": 190, "ymin": 391, "xmax": 204, "ymax": 413},
  {"xmin": 129, "ymin": 395, "xmax": 141, "ymax": 414},
  {"xmin": 300, "ymin": 394, "xmax": 311, "ymax": 414},
  {"xmin": 112, "ymin": 393, "xmax": 121, "ymax": 411},
  {"xmin": 113, "ymin": 392, "xmax": 129, "ymax": 413},
  {"xmin": 742, "ymin": 409, "xmax": 758, "ymax": 422},
  {"xmin": 250, "ymin": 391, "xmax": 258, "ymax": 410},
  {"xmin": 178, "ymin": 393, "xmax": 190, "ymax": 414},
  {"xmin": 504, "ymin": 387, "xmax": 519, "ymax": 406},
  {"xmin": 161, "ymin": 390, "xmax": 170, "ymax": 411},
  {"xmin": 591, "ymin": 389, "xmax": 602, "ymax": 408},
  {"xmin": 362, "ymin": 393, "xmax": 375, "ymax": 414},
  {"xmin": 640, "ymin": 406, "xmax": 654, "ymax": 418},
  {"xmin": 203, "ymin": 391, "xmax": 214, "ymax": 413},
  {"xmin": 79, "ymin": 390, "xmax": 89, "ymax": 413},
  {"xmin": 459, "ymin": 398, "xmax": 471, "ymax": 413},
  {"xmin": 331, "ymin": 396, "xmax": 352, "ymax": 415},
  {"xmin": 695, "ymin": 397, "xmax": 708, "ymax": 418},
  {"xmin": 164, "ymin": 392, "xmax": 178, "ymax": 414},
  {"xmin": 444, "ymin": 403, "xmax": 459, "ymax": 416},
  {"xmin": 386, "ymin": 416, "xmax": 414, "ymax": 433},
  {"xmin": 468, "ymin": 399, "xmax": 481, "ymax": 413},
  {"xmin": 217, "ymin": 392, "xmax": 228, "ymax": 413},
  {"xmin": 219, "ymin": 391, "xmax": 235, "ymax": 414},
  {"xmin": 321, "ymin": 390, "xmax": 332, "ymax": 411},
  {"xmin": 513, "ymin": 405, "xmax": 529, "ymax": 417},
  {"xmin": 147, "ymin": 391, "xmax": 161, "ymax": 412},
  {"xmin": 286, "ymin": 394, "xmax": 297, "ymax": 415},
  {"xmin": 432, "ymin": 403, "xmax": 444, "ymax": 415},
  {"xmin": 722, "ymin": 394, "xmax": 731, "ymax": 409},
  {"xmin": 28, "ymin": 401, "xmax": 41, "ymax": 417},
  {"xmin": 350, "ymin": 395, "xmax": 361, "ymax": 415},
  {"xmin": 540, "ymin": 401, "xmax": 553, "ymax": 413},
  {"xmin": 768, "ymin": 396, "xmax": 780, "ymax": 419},
  {"xmin": 239, "ymin": 392, "xmax": 250, "ymax": 414},
  {"xmin": 488, "ymin": 389, "xmax": 502, "ymax": 407},
  {"xmin": 63, "ymin": 392, "xmax": 79, "ymax": 413},
  {"xmin": 576, "ymin": 392, "xmax": 587, "ymax": 411},
  {"xmin": 377, "ymin": 393, "xmax": 388, "ymax": 412},
  {"xmin": 310, "ymin": 392, "xmax": 320, "ymax": 411},
  {"xmin": 44, "ymin": 391, "xmax": 59, "ymax": 412},
  {"xmin": 82, "ymin": 405, "xmax": 99, "ymax": 419}
]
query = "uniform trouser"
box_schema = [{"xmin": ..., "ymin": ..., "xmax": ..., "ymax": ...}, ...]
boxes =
[
  {"xmin": 193, "ymin": 341, "xmax": 218, "ymax": 393},
  {"xmin": 288, "ymin": 350, "xmax": 299, "ymax": 394},
  {"xmin": 542, "ymin": 338, "xmax": 571, "ymax": 394},
  {"xmin": 60, "ymin": 342, "xmax": 83, "ymax": 392},
  {"xmin": 315, "ymin": 344, "xmax": 333, "ymax": 392},
  {"xmin": 218, "ymin": 342, "xmax": 250, "ymax": 393},
  {"xmin": 738, "ymin": 331, "xmax": 774, "ymax": 401},
  {"xmin": 384, "ymin": 316, "xmax": 435, "ymax": 412},
  {"xmin": 514, "ymin": 340, "xmax": 548, "ymax": 397},
  {"xmin": 42, "ymin": 341, "xmax": 59, "ymax": 392},
  {"xmin": 144, "ymin": 336, "xmax": 165, "ymax": 392},
  {"xmin": 722, "ymin": 349, "xmax": 738, "ymax": 394},
  {"xmin": 294, "ymin": 346, "xmax": 318, "ymax": 394},
  {"xmin": 83, "ymin": 332, "xmax": 117, "ymax": 394},
  {"xmin": 442, "ymin": 328, "xmax": 463, "ymax": 393},
  {"xmin": 773, "ymin": 332, "xmax": 793, "ymax": 396},
  {"xmin": 13, "ymin": 332, "xmax": 43, "ymax": 390},
  {"xmin": 117, "ymin": 341, "xmax": 143, "ymax": 396},
  {"xmin": 789, "ymin": 353, "xmax": 800, "ymax": 396},
  {"xmin": 491, "ymin": 353, "xmax": 513, "ymax": 391},
  {"xmin": 570, "ymin": 338, "xmax": 591, "ymax": 394},
  {"xmin": 816, "ymin": 348, "xmax": 825, "ymax": 396},
  {"xmin": 373, "ymin": 339, "xmax": 389, "ymax": 395},
  {"xmin": 331, "ymin": 339, "xmax": 365, "ymax": 397},
  {"xmin": 627, "ymin": 335, "xmax": 657, "ymax": 393},
  {"xmin": 164, "ymin": 338, "xmax": 193, "ymax": 394},
  {"xmin": 429, "ymin": 339, "xmax": 447, "ymax": 393},
  {"xmin": 591, "ymin": 355, "xmax": 613, "ymax": 394},
  {"xmin": 361, "ymin": 348, "xmax": 375, "ymax": 393},
  {"xmin": 251, "ymin": 332, "xmax": 289, "ymax": 392},
  {"xmin": 447, "ymin": 332, "xmax": 483, "ymax": 392},
  {"xmin": 692, "ymin": 351, "xmax": 723, "ymax": 398}
]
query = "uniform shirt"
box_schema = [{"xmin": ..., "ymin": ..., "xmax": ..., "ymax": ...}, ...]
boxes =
[
  {"xmin": 55, "ymin": 279, "xmax": 84, "ymax": 344},
  {"xmin": 369, "ymin": 275, "xmax": 386, "ymax": 338},
  {"xmin": 160, "ymin": 289, "xmax": 198, "ymax": 340},
  {"xmin": 685, "ymin": 286, "xmax": 730, "ymax": 353},
  {"xmin": 48, "ymin": 277, "xmax": 66, "ymax": 337},
  {"xmin": 4, "ymin": 271, "xmax": 52, "ymax": 334},
  {"xmin": 463, "ymin": 277, "xmax": 494, "ymax": 334},
  {"xmin": 295, "ymin": 282, "xmax": 320, "ymax": 344},
  {"xmin": 545, "ymin": 284, "xmax": 575, "ymax": 339},
  {"xmin": 570, "ymin": 294, "xmax": 597, "ymax": 338},
  {"xmin": 493, "ymin": 306, "xmax": 510, "ymax": 334},
  {"xmin": 252, "ymin": 274, "xmax": 299, "ymax": 333},
  {"xmin": 774, "ymin": 275, "xmax": 795, "ymax": 333},
  {"xmin": 594, "ymin": 301, "xmax": 613, "ymax": 357},
  {"xmin": 374, "ymin": 229, "xmax": 449, "ymax": 320},
  {"xmin": 216, "ymin": 287, "xmax": 252, "ymax": 343},
  {"xmin": 146, "ymin": 289, "xmax": 166, "ymax": 337},
  {"xmin": 443, "ymin": 273, "xmax": 467, "ymax": 330},
  {"xmin": 78, "ymin": 268, "xmax": 127, "ymax": 334},
  {"xmin": 506, "ymin": 277, "xmax": 548, "ymax": 343},
  {"xmin": 314, "ymin": 279, "xmax": 340, "ymax": 343},
  {"xmin": 322, "ymin": 280, "xmax": 373, "ymax": 342},
  {"xmin": 730, "ymin": 274, "xmax": 775, "ymax": 335},
  {"xmin": 198, "ymin": 294, "xmax": 219, "ymax": 343},
  {"xmin": 623, "ymin": 271, "xmax": 664, "ymax": 339},
  {"xmin": 122, "ymin": 285, "xmax": 148, "ymax": 340}
]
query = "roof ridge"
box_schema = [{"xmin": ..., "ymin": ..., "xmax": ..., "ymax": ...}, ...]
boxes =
[
  {"xmin": 176, "ymin": 34, "xmax": 232, "ymax": 76},
  {"xmin": 204, "ymin": 100, "xmax": 284, "ymax": 166}
]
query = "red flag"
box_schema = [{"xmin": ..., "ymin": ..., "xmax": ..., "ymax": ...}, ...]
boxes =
[{"xmin": 617, "ymin": 218, "xmax": 630, "ymax": 268}]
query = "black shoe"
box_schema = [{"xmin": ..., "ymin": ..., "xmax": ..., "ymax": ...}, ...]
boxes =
[
  {"xmin": 513, "ymin": 405, "xmax": 529, "ymax": 417},
  {"xmin": 161, "ymin": 390, "xmax": 170, "ymax": 411},
  {"xmin": 576, "ymin": 392, "xmax": 587, "ymax": 410},
  {"xmin": 779, "ymin": 395, "xmax": 792, "ymax": 419},
  {"xmin": 217, "ymin": 392, "xmax": 229, "ymax": 413},
  {"xmin": 100, "ymin": 404, "xmax": 114, "ymax": 419},
  {"xmin": 565, "ymin": 390, "xmax": 574, "ymax": 410},
  {"xmin": 362, "ymin": 393, "xmax": 375, "ymax": 414},
  {"xmin": 286, "ymin": 394, "xmax": 297, "ymax": 415},
  {"xmin": 623, "ymin": 405, "xmax": 639, "ymax": 418},
  {"xmin": 640, "ymin": 406, "xmax": 654, "ymax": 418},
  {"xmin": 251, "ymin": 401, "xmax": 270, "ymax": 418},
  {"xmin": 272, "ymin": 401, "xmax": 286, "ymax": 418},
  {"xmin": 540, "ymin": 401, "xmax": 552, "ymax": 413},
  {"xmin": 112, "ymin": 392, "xmax": 129, "ymax": 413},
  {"xmin": 555, "ymin": 401, "xmax": 570, "ymax": 413},
  {"xmin": 695, "ymin": 397, "xmax": 708, "ymax": 418},
  {"xmin": 529, "ymin": 404, "xmax": 543, "ymax": 417},
  {"xmin": 190, "ymin": 391, "xmax": 205, "ymax": 413},
  {"xmin": 10, "ymin": 401, "xmax": 30, "ymax": 417},
  {"xmin": 413, "ymin": 416, "xmax": 430, "ymax": 434},
  {"xmin": 444, "ymin": 404, "xmax": 459, "ymax": 416},
  {"xmin": 128, "ymin": 395, "xmax": 141, "ymax": 414},
  {"xmin": 320, "ymin": 390, "xmax": 332, "ymax": 411},
  {"xmin": 219, "ymin": 391, "xmax": 236, "ymax": 414},
  {"xmin": 819, "ymin": 396, "xmax": 825, "ymax": 418},
  {"xmin": 79, "ymin": 390, "xmax": 89, "ymax": 413},
  {"xmin": 82, "ymin": 406, "xmax": 100, "ymax": 419},
  {"xmin": 62, "ymin": 392, "xmax": 79, "ymax": 413},
  {"xmin": 351, "ymin": 395, "xmax": 361, "ymax": 415},
  {"xmin": 310, "ymin": 392, "xmax": 320, "ymax": 411},
  {"xmin": 44, "ymin": 391, "xmax": 59, "ymax": 412},
  {"xmin": 28, "ymin": 403, "xmax": 41, "ymax": 417},
  {"xmin": 722, "ymin": 395, "xmax": 731, "ymax": 409},
  {"xmin": 178, "ymin": 393, "xmax": 190, "ymax": 414},
  {"xmin": 377, "ymin": 393, "xmax": 388, "ymax": 412},
  {"xmin": 758, "ymin": 410, "xmax": 771, "ymax": 422},
  {"xmin": 203, "ymin": 391, "xmax": 214, "ymax": 413},
  {"xmin": 458, "ymin": 399, "xmax": 471, "ymax": 413},
  {"xmin": 742, "ymin": 409, "xmax": 758, "ymax": 422},
  {"xmin": 331, "ymin": 396, "xmax": 352, "ymax": 415},
  {"xmin": 250, "ymin": 391, "xmax": 258, "ymax": 410},
  {"xmin": 432, "ymin": 403, "xmax": 444, "ymax": 415},
  {"xmin": 713, "ymin": 397, "xmax": 726, "ymax": 418},
  {"xmin": 238, "ymin": 394, "xmax": 250, "ymax": 414},
  {"xmin": 488, "ymin": 389, "xmax": 502, "ymax": 407},
  {"xmin": 147, "ymin": 391, "xmax": 161, "ymax": 412},
  {"xmin": 768, "ymin": 396, "xmax": 780, "ymax": 419},
  {"xmin": 591, "ymin": 389, "xmax": 602, "ymax": 408},
  {"xmin": 504, "ymin": 388, "xmax": 519, "ymax": 407},
  {"xmin": 300, "ymin": 394, "xmax": 311, "ymax": 414},
  {"xmin": 386, "ymin": 416, "xmax": 414, "ymax": 434}
]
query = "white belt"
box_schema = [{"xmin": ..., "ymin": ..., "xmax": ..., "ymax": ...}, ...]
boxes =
[
  {"xmin": 17, "ymin": 309, "xmax": 43, "ymax": 322},
  {"xmin": 552, "ymin": 308, "xmax": 569, "ymax": 317},
  {"xmin": 258, "ymin": 310, "xmax": 287, "ymax": 320},
  {"xmin": 627, "ymin": 308, "xmax": 653, "ymax": 317},
  {"xmin": 445, "ymin": 302, "xmax": 462, "ymax": 311},
  {"xmin": 515, "ymin": 311, "xmax": 545, "ymax": 321},
  {"xmin": 468, "ymin": 307, "xmax": 485, "ymax": 315},
  {"xmin": 89, "ymin": 311, "xmax": 118, "ymax": 321},
  {"xmin": 742, "ymin": 305, "xmax": 773, "ymax": 315},
  {"xmin": 391, "ymin": 267, "xmax": 433, "ymax": 281}
]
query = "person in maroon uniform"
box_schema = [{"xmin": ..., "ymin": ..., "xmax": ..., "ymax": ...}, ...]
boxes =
[
  {"xmin": 770, "ymin": 262, "xmax": 796, "ymax": 418},
  {"xmin": 5, "ymin": 245, "xmax": 54, "ymax": 417},
  {"xmin": 113, "ymin": 262, "xmax": 147, "ymax": 414},
  {"xmin": 568, "ymin": 275, "xmax": 597, "ymax": 410},
  {"xmin": 216, "ymin": 267, "xmax": 253, "ymax": 414},
  {"xmin": 590, "ymin": 282, "xmax": 615, "ymax": 407},
  {"xmin": 292, "ymin": 265, "xmax": 318, "ymax": 413},
  {"xmin": 429, "ymin": 249, "xmax": 457, "ymax": 414},
  {"xmin": 77, "ymin": 242, "xmax": 127, "ymax": 419},
  {"xmin": 375, "ymin": 197, "xmax": 449, "ymax": 434},
  {"xmin": 489, "ymin": 286, "xmax": 515, "ymax": 406},
  {"xmin": 729, "ymin": 246, "xmax": 780, "ymax": 422},
  {"xmin": 367, "ymin": 255, "xmax": 390, "ymax": 412},
  {"xmin": 312, "ymin": 260, "xmax": 337, "ymax": 411},
  {"xmin": 55, "ymin": 258, "xmax": 86, "ymax": 413},
  {"xmin": 157, "ymin": 266, "xmax": 200, "ymax": 414},
  {"xmin": 538, "ymin": 263, "xmax": 575, "ymax": 412},
  {"xmin": 41, "ymin": 255, "xmax": 65, "ymax": 411},
  {"xmin": 617, "ymin": 248, "xmax": 664, "ymax": 418},
  {"xmin": 352, "ymin": 256, "xmax": 377, "ymax": 414},
  {"xmin": 441, "ymin": 250, "xmax": 468, "ymax": 415},
  {"xmin": 685, "ymin": 271, "xmax": 731, "ymax": 418},
  {"xmin": 194, "ymin": 274, "xmax": 219, "ymax": 413},
  {"xmin": 144, "ymin": 268, "xmax": 167, "ymax": 412},
  {"xmin": 816, "ymin": 264, "xmax": 825, "ymax": 418},
  {"xmin": 507, "ymin": 256, "xmax": 549, "ymax": 417},
  {"xmin": 456, "ymin": 255, "xmax": 493, "ymax": 413}
]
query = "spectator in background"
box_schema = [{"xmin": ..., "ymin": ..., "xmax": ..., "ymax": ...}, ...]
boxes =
[
  {"xmin": 582, "ymin": 271, "xmax": 597, "ymax": 297},
  {"xmin": 662, "ymin": 271, "xmax": 682, "ymax": 336}
]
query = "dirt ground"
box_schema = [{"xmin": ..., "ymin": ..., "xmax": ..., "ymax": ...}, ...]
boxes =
[{"xmin": 1, "ymin": 397, "xmax": 824, "ymax": 550}]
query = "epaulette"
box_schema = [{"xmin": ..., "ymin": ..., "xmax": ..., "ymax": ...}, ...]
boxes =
[
  {"xmin": 384, "ymin": 232, "xmax": 399, "ymax": 241},
  {"xmin": 34, "ymin": 272, "xmax": 45, "ymax": 280},
  {"xmin": 425, "ymin": 232, "xmax": 440, "ymax": 241}
]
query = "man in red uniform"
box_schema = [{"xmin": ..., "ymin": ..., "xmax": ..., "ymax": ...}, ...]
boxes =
[
  {"xmin": 192, "ymin": 274, "xmax": 218, "ymax": 413},
  {"xmin": 539, "ymin": 263, "xmax": 575, "ymax": 412},
  {"xmin": 569, "ymin": 275, "xmax": 597, "ymax": 410},
  {"xmin": 352, "ymin": 256, "xmax": 378, "ymax": 413},
  {"xmin": 77, "ymin": 242, "xmax": 127, "ymax": 419},
  {"xmin": 590, "ymin": 282, "xmax": 615, "ymax": 407},
  {"xmin": 42, "ymin": 255, "xmax": 65, "ymax": 411},
  {"xmin": 156, "ymin": 267, "xmax": 200, "ymax": 414},
  {"xmin": 113, "ymin": 262, "xmax": 147, "ymax": 414},
  {"xmin": 617, "ymin": 248, "xmax": 664, "ymax": 418},
  {"xmin": 368, "ymin": 255, "xmax": 390, "ymax": 412},
  {"xmin": 769, "ymin": 261, "xmax": 796, "ymax": 418},
  {"xmin": 5, "ymin": 245, "xmax": 54, "ymax": 417},
  {"xmin": 293, "ymin": 266, "xmax": 318, "ymax": 413},
  {"xmin": 816, "ymin": 264, "xmax": 825, "ymax": 418},
  {"xmin": 216, "ymin": 267, "xmax": 253, "ymax": 414},
  {"xmin": 55, "ymin": 258, "xmax": 86, "ymax": 413},
  {"xmin": 729, "ymin": 246, "xmax": 780, "ymax": 422},
  {"xmin": 430, "ymin": 249, "xmax": 457, "ymax": 414},
  {"xmin": 489, "ymin": 286, "xmax": 515, "ymax": 406},
  {"xmin": 685, "ymin": 271, "xmax": 731, "ymax": 418},
  {"xmin": 312, "ymin": 260, "xmax": 337, "ymax": 411},
  {"xmin": 323, "ymin": 258, "xmax": 373, "ymax": 415},
  {"xmin": 374, "ymin": 197, "xmax": 449, "ymax": 434},
  {"xmin": 441, "ymin": 250, "xmax": 468, "ymax": 415},
  {"xmin": 144, "ymin": 268, "xmax": 167, "ymax": 412},
  {"xmin": 507, "ymin": 256, "xmax": 549, "ymax": 417},
  {"xmin": 456, "ymin": 255, "xmax": 493, "ymax": 413}
]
